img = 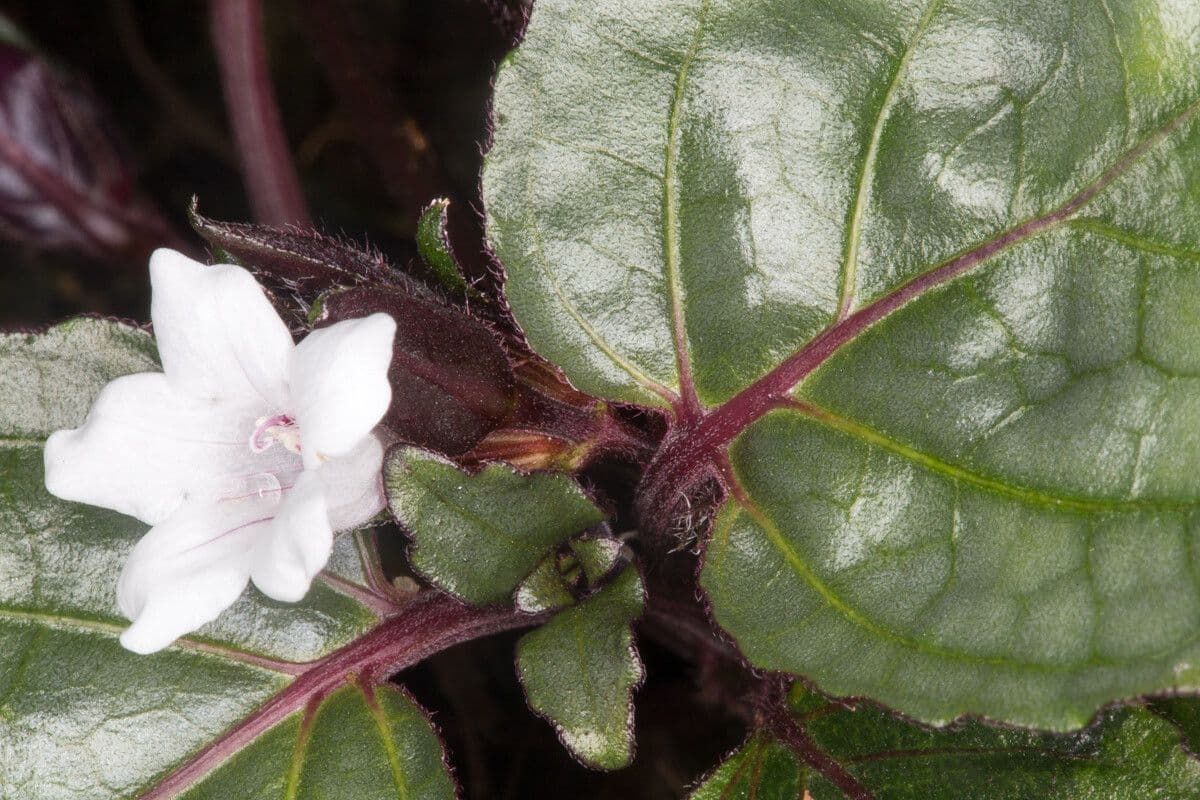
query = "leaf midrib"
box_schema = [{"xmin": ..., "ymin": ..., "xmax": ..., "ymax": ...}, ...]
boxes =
[
  {"xmin": 684, "ymin": 93, "xmax": 1200, "ymax": 462},
  {"xmin": 661, "ymin": 0, "xmax": 712, "ymax": 415},
  {"xmin": 0, "ymin": 606, "xmax": 305, "ymax": 675}
]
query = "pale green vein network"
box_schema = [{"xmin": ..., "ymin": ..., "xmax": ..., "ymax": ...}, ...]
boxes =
[
  {"xmin": 520, "ymin": 159, "xmax": 677, "ymax": 404},
  {"xmin": 1072, "ymin": 219, "xmax": 1200, "ymax": 262},
  {"xmin": 0, "ymin": 608, "xmax": 300, "ymax": 675},
  {"xmin": 284, "ymin": 703, "xmax": 318, "ymax": 800},
  {"xmin": 715, "ymin": 487, "xmax": 1200, "ymax": 674},
  {"xmin": 795, "ymin": 403, "xmax": 1196, "ymax": 514},
  {"xmin": 838, "ymin": 0, "xmax": 945, "ymax": 319},
  {"xmin": 361, "ymin": 687, "xmax": 411, "ymax": 800}
]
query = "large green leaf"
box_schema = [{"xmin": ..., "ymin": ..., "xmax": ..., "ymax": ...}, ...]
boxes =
[
  {"xmin": 484, "ymin": 0, "xmax": 1200, "ymax": 726},
  {"xmin": 515, "ymin": 565, "xmax": 645, "ymax": 770},
  {"xmin": 385, "ymin": 446, "xmax": 606, "ymax": 606},
  {"xmin": 0, "ymin": 319, "xmax": 451, "ymax": 799}
]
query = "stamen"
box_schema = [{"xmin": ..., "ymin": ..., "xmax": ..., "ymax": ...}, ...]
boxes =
[{"xmin": 248, "ymin": 414, "xmax": 302, "ymax": 454}]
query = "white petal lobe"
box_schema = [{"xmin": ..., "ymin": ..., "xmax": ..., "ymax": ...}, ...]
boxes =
[
  {"xmin": 116, "ymin": 495, "xmax": 276, "ymax": 653},
  {"xmin": 250, "ymin": 472, "xmax": 332, "ymax": 602},
  {"xmin": 289, "ymin": 313, "xmax": 395, "ymax": 469},
  {"xmin": 43, "ymin": 372, "xmax": 291, "ymax": 525},
  {"xmin": 321, "ymin": 433, "xmax": 387, "ymax": 531},
  {"xmin": 150, "ymin": 248, "xmax": 293, "ymax": 408}
]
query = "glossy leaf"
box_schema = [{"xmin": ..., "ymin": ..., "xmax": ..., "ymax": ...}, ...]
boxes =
[
  {"xmin": 687, "ymin": 734, "xmax": 804, "ymax": 800},
  {"xmin": 484, "ymin": 0, "xmax": 1200, "ymax": 727},
  {"xmin": 179, "ymin": 683, "xmax": 455, "ymax": 800},
  {"xmin": 515, "ymin": 565, "xmax": 645, "ymax": 770},
  {"xmin": 0, "ymin": 319, "xmax": 451, "ymax": 799},
  {"xmin": 385, "ymin": 446, "xmax": 606, "ymax": 605}
]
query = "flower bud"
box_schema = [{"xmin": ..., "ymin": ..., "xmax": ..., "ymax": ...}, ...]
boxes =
[{"xmin": 315, "ymin": 284, "xmax": 518, "ymax": 455}]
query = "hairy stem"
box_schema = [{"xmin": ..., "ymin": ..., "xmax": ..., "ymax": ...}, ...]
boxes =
[
  {"xmin": 140, "ymin": 591, "xmax": 543, "ymax": 798},
  {"xmin": 210, "ymin": 0, "xmax": 311, "ymax": 226}
]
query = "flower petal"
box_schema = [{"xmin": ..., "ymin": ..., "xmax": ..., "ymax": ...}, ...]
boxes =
[
  {"xmin": 250, "ymin": 471, "xmax": 332, "ymax": 602},
  {"xmin": 117, "ymin": 494, "xmax": 278, "ymax": 654},
  {"xmin": 289, "ymin": 313, "xmax": 395, "ymax": 469},
  {"xmin": 321, "ymin": 433, "xmax": 386, "ymax": 531},
  {"xmin": 150, "ymin": 248, "xmax": 293, "ymax": 409},
  {"xmin": 44, "ymin": 372, "xmax": 297, "ymax": 524}
]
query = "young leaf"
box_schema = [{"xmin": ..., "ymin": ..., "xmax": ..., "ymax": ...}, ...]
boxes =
[
  {"xmin": 569, "ymin": 534, "xmax": 624, "ymax": 584},
  {"xmin": 385, "ymin": 446, "xmax": 606, "ymax": 605},
  {"xmin": 687, "ymin": 734, "xmax": 804, "ymax": 800},
  {"xmin": 515, "ymin": 565, "xmax": 645, "ymax": 770},
  {"xmin": 514, "ymin": 552, "xmax": 576, "ymax": 614},
  {"xmin": 417, "ymin": 197, "xmax": 472, "ymax": 298},
  {"xmin": 484, "ymin": 0, "xmax": 1200, "ymax": 727},
  {"xmin": 0, "ymin": 319, "xmax": 456, "ymax": 799},
  {"xmin": 513, "ymin": 531, "xmax": 626, "ymax": 613},
  {"xmin": 1149, "ymin": 697, "xmax": 1200, "ymax": 757}
]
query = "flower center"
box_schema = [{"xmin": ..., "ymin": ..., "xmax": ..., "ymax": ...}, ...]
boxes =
[{"xmin": 248, "ymin": 413, "xmax": 302, "ymax": 455}]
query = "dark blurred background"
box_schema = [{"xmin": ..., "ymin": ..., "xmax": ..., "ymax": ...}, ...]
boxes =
[{"xmin": 0, "ymin": 2, "xmax": 745, "ymax": 796}]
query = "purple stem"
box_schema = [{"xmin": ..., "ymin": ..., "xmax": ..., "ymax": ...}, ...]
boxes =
[
  {"xmin": 210, "ymin": 0, "xmax": 311, "ymax": 226},
  {"xmin": 139, "ymin": 591, "xmax": 543, "ymax": 799}
]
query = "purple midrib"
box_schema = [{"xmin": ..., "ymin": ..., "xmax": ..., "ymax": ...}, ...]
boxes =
[
  {"xmin": 649, "ymin": 95, "xmax": 1200, "ymax": 497},
  {"xmin": 138, "ymin": 592, "xmax": 541, "ymax": 799}
]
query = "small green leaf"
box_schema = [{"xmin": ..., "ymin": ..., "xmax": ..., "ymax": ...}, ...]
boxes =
[
  {"xmin": 417, "ymin": 197, "xmax": 471, "ymax": 297},
  {"xmin": 514, "ymin": 553, "xmax": 576, "ymax": 614},
  {"xmin": 385, "ymin": 446, "xmax": 606, "ymax": 605},
  {"xmin": 570, "ymin": 534, "xmax": 623, "ymax": 584},
  {"xmin": 516, "ymin": 566, "xmax": 645, "ymax": 770},
  {"xmin": 181, "ymin": 684, "xmax": 455, "ymax": 800},
  {"xmin": 1148, "ymin": 697, "xmax": 1200, "ymax": 757},
  {"xmin": 688, "ymin": 734, "xmax": 804, "ymax": 800}
]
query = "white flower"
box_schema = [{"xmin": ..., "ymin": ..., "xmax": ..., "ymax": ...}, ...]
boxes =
[{"xmin": 44, "ymin": 249, "xmax": 396, "ymax": 654}]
